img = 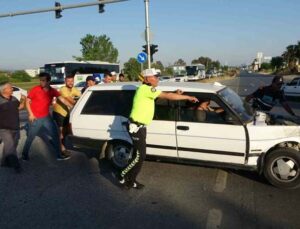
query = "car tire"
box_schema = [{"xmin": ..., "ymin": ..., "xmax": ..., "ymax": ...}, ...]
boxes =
[
  {"xmin": 106, "ymin": 140, "xmax": 133, "ymax": 169},
  {"xmin": 264, "ymin": 148, "xmax": 300, "ymax": 189}
]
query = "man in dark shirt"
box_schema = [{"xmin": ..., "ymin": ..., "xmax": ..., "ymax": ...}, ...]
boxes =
[
  {"xmin": 245, "ymin": 75, "xmax": 295, "ymax": 116},
  {"xmin": 0, "ymin": 82, "xmax": 25, "ymax": 173}
]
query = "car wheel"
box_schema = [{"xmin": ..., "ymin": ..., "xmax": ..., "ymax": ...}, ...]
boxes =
[
  {"xmin": 264, "ymin": 148, "xmax": 300, "ymax": 189},
  {"xmin": 106, "ymin": 141, "xmax": 133, "ymax": 169}
]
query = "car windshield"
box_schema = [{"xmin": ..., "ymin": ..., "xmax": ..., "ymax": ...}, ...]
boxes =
[{"xmin": 218, "ymin": 87, "xmax": 253, "ymax": 122}]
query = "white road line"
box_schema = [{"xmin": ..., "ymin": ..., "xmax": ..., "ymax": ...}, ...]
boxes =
[
  {"xmin": 206, "ymin": 208, "xmax": 222, "ymax": 229},
  {"xmin": 213, "ymin": 170, "xmax": 228, "ymax": 193}
]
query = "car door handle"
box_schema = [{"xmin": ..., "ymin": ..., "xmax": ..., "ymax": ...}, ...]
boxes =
[{"xmin": 177, "ymin": 126, "xmax": 189, "ymax": 131}]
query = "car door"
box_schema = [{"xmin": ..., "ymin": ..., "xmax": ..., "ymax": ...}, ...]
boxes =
[
  {"xmin": 283, "ymin": 78, "xmax": 300, "ymax": 96},
  {"xmin": 146, "ymin": 98, "xmax": 178, "ymax": 157},
  {"xmin": 176, "ymin": 94, "xmax": 246, "ymax": 164}
]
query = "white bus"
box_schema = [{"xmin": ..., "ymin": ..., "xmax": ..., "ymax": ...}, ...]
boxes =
[
  {"xmin": 186, "ymin": 64, "xmax": 206, "ymax": 81},
  {"xmin": 43, "ymin": 61, "xmax": 120, "ymax": 88}
]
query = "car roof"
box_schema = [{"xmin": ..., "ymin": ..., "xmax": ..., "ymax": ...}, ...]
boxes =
[
  {"xmin": 291, "ymin": 77, "xmax": 300, "ymax": 81},
  {"xmin": 88, "ymin": 82, "xmax": 226, "ymax": 94}
]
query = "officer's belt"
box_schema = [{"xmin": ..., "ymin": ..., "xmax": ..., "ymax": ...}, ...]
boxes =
[{"xmin": 129, "ymin": 118, "xmax": 145, "ymax": 127}]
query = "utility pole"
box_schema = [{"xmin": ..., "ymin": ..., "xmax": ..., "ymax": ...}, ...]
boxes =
[{"xmin": 144, "ymin": 0, "xmax": 151, "ymax": 69}]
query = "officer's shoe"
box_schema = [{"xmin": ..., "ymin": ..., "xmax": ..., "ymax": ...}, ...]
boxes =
[
  {"xmin": 132, "ymin": 181, "xmax": 145, "ymax": 190},
  {"xmin": 116, "ymin": 173, "xmax": 126, "ymax": 184}
]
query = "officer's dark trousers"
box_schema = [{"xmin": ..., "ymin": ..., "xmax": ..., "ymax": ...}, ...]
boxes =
[{"xmin": 121, "ymin": 127, "xmax": 147, "ymax": 186}]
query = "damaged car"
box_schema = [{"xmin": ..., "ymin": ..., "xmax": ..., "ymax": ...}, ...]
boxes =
[{"xmin": 70, "ymin": 82, "xmax": 300, "ymax": 189}]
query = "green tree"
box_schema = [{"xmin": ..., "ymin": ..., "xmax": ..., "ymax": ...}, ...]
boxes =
[
  {"xmin": 11, "ymin": 71, "xmax": 31, "ymax": 82},
  {"xmin": 174, "ymin": 59, "xmax": 186, "ymax": 66},
  {"xmin": 163, "ymin": 67, "xmax": 173, "ymax": 75},
  {"xmin": 282, "ymin": 44, "xmax": 298, "ymax": 72},
  {"xmin": 123, "ymin": 58, "xmax": 141, "ymax": 81},
  {"xmin": 211, "ymin": 60, "xmax": 221, "ymax": 69},
  {"xmin": 271, "ymin": 56, "xmax": 284, "ymax": 70},
  {"xmin": 260, "ymin": 62, "xmax": 272, "ymax": 70},
  {"xmin": 191, "ymin": 56, "xmax": 212, "ymax": 69},
  {"xmin": 152, "ymin": 61, "xmax": 164, "ymax": 73},
  {"xmin": 74, "ymin": 34, "xmax": 118, "ymax": 62}
]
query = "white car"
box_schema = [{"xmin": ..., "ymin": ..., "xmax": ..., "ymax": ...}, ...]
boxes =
[
  {"xmin": 75, "ymin": 81, "xmax": 86, "ymax": 92},
  {"xmin": 69, "ymin": 82, "xmax": 300, "ymax": 189},
  {"xmin": 12, "ymin": 86, "xmax": 27, "ymax": 101},
  {"xmin": 282, "ymin": 77, "xmax": 300, "ymax": 96},
  {"xmin": 174, "ymin": 75, "xmax": 188, "ymax": 82},
  {"xmin": 159, "ymin": 76, "xmax": 173, "ymax": 82}
]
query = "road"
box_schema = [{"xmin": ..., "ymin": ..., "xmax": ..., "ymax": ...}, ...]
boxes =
[{"xmin": 1, "ymin": 72, "xmax": 300, "ymax": 229}]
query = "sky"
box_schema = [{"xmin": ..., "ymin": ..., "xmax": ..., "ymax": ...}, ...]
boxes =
[{"xmin": 0, "ymin": 0, "xmax": 300, "ymax": 70}]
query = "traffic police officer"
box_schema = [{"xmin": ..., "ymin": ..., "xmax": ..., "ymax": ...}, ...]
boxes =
[{"xmin": 118, "ymin": 68, "xmax": 198, "ymax": 190}]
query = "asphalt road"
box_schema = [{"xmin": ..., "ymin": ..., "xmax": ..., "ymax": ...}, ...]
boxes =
[{"xmin": 1, "ymin": 72, "xmax": 300, "ymax": 229}]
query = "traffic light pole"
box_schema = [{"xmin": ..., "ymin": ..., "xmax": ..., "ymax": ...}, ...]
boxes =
[
  {"xmin": 0, "ymin": 0, "xmax": 127, "ymax": 18},
  {"xmin": 144, "ymin": 0, "xmax": 151, "ymax": 69}
]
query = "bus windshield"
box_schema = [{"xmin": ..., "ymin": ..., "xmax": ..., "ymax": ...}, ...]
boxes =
[
  {"xmin": 186, "ymin": 66, "xmax": 197, "ymax": 76},
  {"xmin": 44, "ymin": 64, "xmax": 65, "ymax": 84}
]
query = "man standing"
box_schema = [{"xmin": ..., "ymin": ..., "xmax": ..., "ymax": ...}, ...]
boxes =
[
  {"xmin": 0, "ymin": 82, "xmax": 25, "ymax": 173},
  {"xmin": 111, "ymin": 71, "xmax": 117, "ymax": 82},
  {"xmin": 22, "ymin": 72, "xmax": 72, "ymax": 161},
  {"xmin": 118, "ymin": 73, "xmax": 125, "ymax": 82},
  {"xmin": 53, "ymin": 75, "xmax": 81, "ymax": 156},
  {"xmin": 103, "ymin": 72, "xmax": 112, "ymax": 84},
  {"xmin": 245, "ymin": 75, "xmax": 296, "ymax": 116},
  {"xmin": 118, "ymin": 68, "xmax": 198, "ymax": 190},
  {"xmin": 81, "ymin": 75, "xmax": 96, "ymax": 94}
]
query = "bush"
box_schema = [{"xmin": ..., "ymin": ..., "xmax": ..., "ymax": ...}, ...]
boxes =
[
  {"xmin": 11, "ymin": 71, "xmax": 31, "ymax": 82},
  {"xmin": 0, "ymin": 73, "xmax": 9, "ymax": 83}
]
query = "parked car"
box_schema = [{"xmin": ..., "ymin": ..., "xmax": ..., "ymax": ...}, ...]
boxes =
[
  {"xmin": 174, "ymin": 75, "xmax": 188, "ymax": 82},
  {"xmin": 282, "ymin": 77, "xmax": 300, "ymax": 97},
  {"xmin": 74, "ymin": 81, "xmax": 86, "ymax": 92},
  {"xmin": 69, "ymin": 82, "xmax": 300, "ymax": 189},
  {"xmin": 159, "ymin": 76, "xmax": 172, "ymax": 82},
  {"xmin": 12, "ymin": 86, "xmax": 27, "ymax": 101}
]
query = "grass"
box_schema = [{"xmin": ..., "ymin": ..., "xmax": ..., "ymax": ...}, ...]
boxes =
[
  {"xmin": 13, "ymin": 78, "xmax": 39, "ymax": 91},
  {"xmin": 199, "ymin": 74, "xmax": 236, "ymax": 83}
]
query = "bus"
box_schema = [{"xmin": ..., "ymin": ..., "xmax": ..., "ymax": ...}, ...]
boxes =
[
  {"xmin": 43, "ymin": 61, "xmax": 120, "ymax": 88},
  {"xmin": 185, "ymin": 64, "xmax": 206, "ymax": 81}
]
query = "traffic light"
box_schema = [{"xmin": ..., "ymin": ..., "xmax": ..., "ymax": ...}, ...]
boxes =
[
  {"xmin": 142, "ymin": 45, "xmax": 147, "ymax": 54},
  {"xmin": 98, "ymin": 4, "xmax": 105, "ymax": 13},
  {"xmin": 142, "ymin": 44, "xmax": 158, "ymax": 62},
  {"xmin": 55, "ymin": 2, "xmax": 62, "ymax": 19}
]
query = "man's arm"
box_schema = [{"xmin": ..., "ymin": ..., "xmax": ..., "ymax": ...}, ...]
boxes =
[
  {"xmin": 281, "ymin": 101, "xmax": 296, "ymax": 116},
  {"xmin": 26, "ymin": 98, "xmax": 36, "ymax": 122},
  {"xmin": 158, "ymin": 92, "xmax": 198, "ymax": 103},
  {"xmin": 57, "ymin": 96, "xmax": 74, "ymax": 109},
  {"xmin": 18, "ymin": 95, "xmax": 26, "ymax": 110},
  {"xmin": 245, "ymin": 93, "xmax": 254, "ymax": 102}
]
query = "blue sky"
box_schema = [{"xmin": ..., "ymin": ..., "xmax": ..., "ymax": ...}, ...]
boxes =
[{"xmin": 0, "ymin": 0, "xmax": 300, "ymax": 70}]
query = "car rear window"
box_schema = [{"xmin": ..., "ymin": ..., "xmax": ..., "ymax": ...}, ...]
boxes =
[{"xmin": 81, "ymin": 90, "xmax": 135, "ymax": 117}]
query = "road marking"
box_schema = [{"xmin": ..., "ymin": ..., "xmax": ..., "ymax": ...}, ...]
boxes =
[
  {"xmin": 213, "ymin": 170, "xmax": 228, "ymax": 193},
  {"xmin": 206, "ymin": 209, "xmax": 222, "ymax": 229}
]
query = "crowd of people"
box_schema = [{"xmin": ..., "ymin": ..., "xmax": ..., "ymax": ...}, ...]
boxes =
[
  {"xmin": 0, "ymin": 71, "xmax": 125, "ymax": 174},
  {"xmin": 0, "ymin": 70, "xmax": 296, "ymax": 191}
]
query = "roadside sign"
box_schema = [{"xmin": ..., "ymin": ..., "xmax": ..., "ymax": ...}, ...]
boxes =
[{"xmin": 137, "ymin": 52, "xmax": 147, "ymax": 63}]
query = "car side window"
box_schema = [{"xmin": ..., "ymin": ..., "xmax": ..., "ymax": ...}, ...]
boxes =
[
  {"xmin": 289, "ymin": 79, "xmax": 298, "ymax": 86},
  {"xmin": 154, "ymin": 98, "xmax": 176, "ymax": 121},
  {"xmin": 179, "ymin": 93, "xmax": 239, "ymax": 125},
  {"xmin": 81, "ymin": 90, "xmax": 135, "ymax": 117}
]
